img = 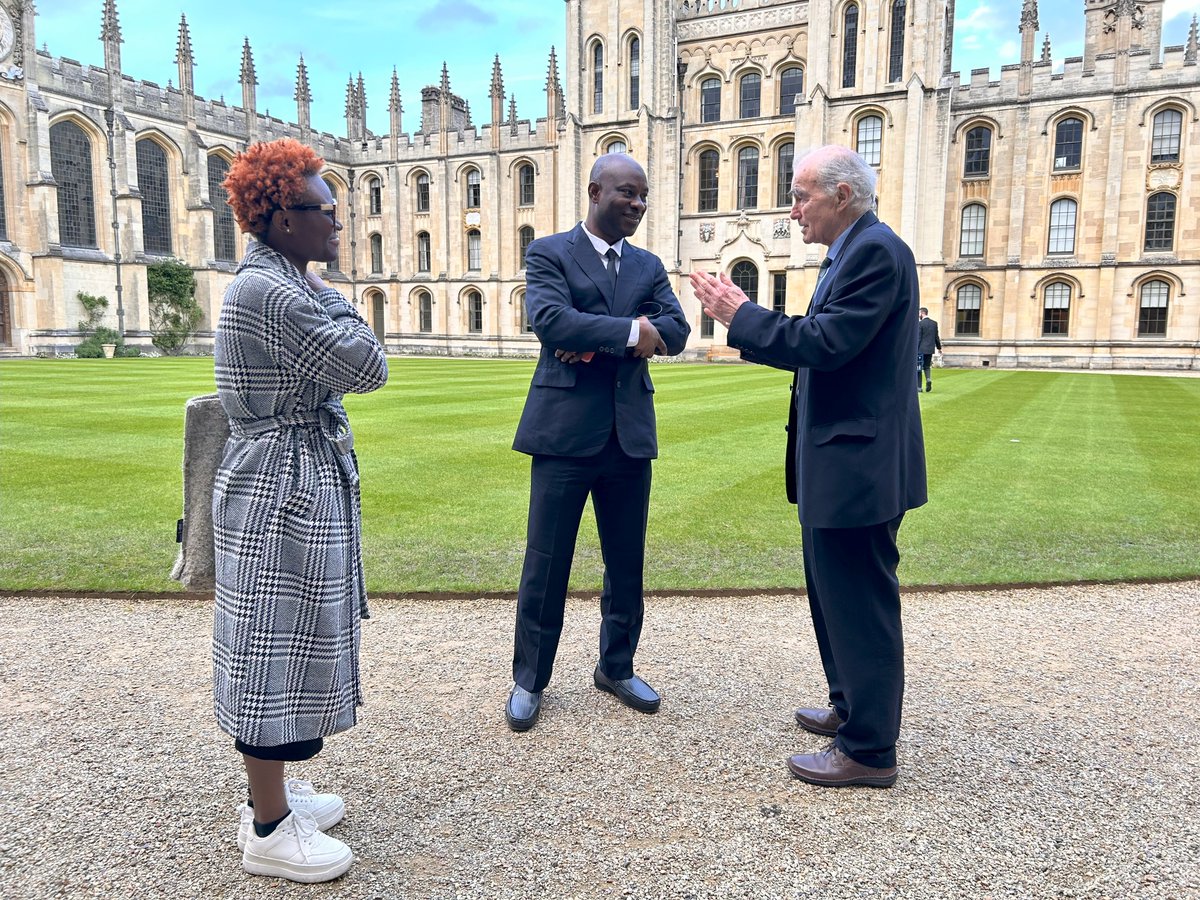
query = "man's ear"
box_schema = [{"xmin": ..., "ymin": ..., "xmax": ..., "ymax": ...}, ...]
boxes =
[{"xmin": 587, "ymin": 181, "xmax": 600, "ymax": 204}]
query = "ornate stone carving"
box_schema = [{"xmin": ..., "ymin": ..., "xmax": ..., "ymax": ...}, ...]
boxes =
[
  {"xmin": 678, "ymin": 5, "xmax": 804, "ymax": 42},
  {"xmin": 699, "ymin": 223, "xmax": 715, "ymax": 242},
  {"xmin": 772, "ymin": 219, "xmax": 790, "ymax": 239}
]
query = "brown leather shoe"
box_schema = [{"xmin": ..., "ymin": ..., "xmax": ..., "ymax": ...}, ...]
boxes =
[
  {"xmin": 787, "ymin": 745, "xmax": 898, "ymax": 788},
  {"xmin": 793, "ymin": 706, "xmax": 843, "ymax": 737}
]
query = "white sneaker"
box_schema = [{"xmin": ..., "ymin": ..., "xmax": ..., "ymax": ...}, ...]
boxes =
[
  {"xmin": 236, "ymin": 779, "xmax": 345, "ymax": 850},
  {"xmin": 241, "ymin": 808, "xmax": 353, "ymax": 883}
]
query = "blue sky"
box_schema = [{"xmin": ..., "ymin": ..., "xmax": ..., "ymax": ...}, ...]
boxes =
[{"xmin": 34, "ymin": 1, "xmax": 1200, "ymax": 138}]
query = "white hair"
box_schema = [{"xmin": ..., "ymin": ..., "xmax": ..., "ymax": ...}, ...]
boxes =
[{"xmin": 794, "ymin": 145, "xmax": 877, "ymax": 216}]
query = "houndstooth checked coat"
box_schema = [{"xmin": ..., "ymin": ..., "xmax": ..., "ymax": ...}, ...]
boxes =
[{"xmin": 212, "ymin": 241, "xmax": 388, "ymax": 747}]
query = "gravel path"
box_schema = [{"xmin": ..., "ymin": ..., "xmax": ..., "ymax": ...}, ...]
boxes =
[{"xmin": 1, "ymin": 582, "xmax": 1197, "ymax": 899}]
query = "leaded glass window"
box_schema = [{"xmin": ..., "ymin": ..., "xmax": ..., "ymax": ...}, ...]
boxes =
[
  {"xmin": 136, "ymin": 139, "xmax": 172, "ymax": 256},
  {"xmin": 779, "ymin": 68, "xmax": 803, "ymax": 116},
  {"xmin": 208, "ymin": 155, "xmax": 237, "ymax": 262},
  {"xmin": 698, "ymin": 149, "xmax": 719, "ymax": 213},
  {"xmin": 1053, "ymin": 118, "xmax": 1083, "ymax": 171},
  {"xmin": 370, "ymin": 233, "xmax": 383, "ymax": 273},
  {"xmin": 732, "ymin": 260, "xmax": 759, "ymax": 304},
  {"xmin": 467, "ymin": 290, "xmax": 483, "ymax": 333},
  {"xmin": 519, "ymin": 226, "xmax": 534, "ymax": 268},
  {"xmin": 417, "ymin": 232, "xmax": 431, "ymax": 272},
  {"xmin": 629, "ymin": 37, "xmax": 640, "ymax": 110},
  {"xmin": 416, "ymin": 173, "xmax": 430, "ymax": 212},
  {"xmin": 739, "ymin": 73, "xmax": 761, "ymax": 119},
  {"xmin": 466, "ymin": 169, "xmax": 481, "ymax": 209},
  {"xmin": 467, "ymin": 229, "xmax": 481, "ymax": 271},
  {"xmin": 593, "ymin": 42, "xmax": 604, "ymax": 114},
  {"xmin": 776, "ymin": 142, "xmax": 794, "ymax": 207},
  {"xmin": 857, "ymin": 115, "xmax": 882, "ymax": 167},
  {"xmin": 701, "ymin": 78, "xmax": 721, "ymax": 123},
  {"xmin": 519, "ymin": 164, "xmax": 535, "ymax": 206},
  {"xmin": 842, "ymin": 4, "xmax": 859, "ymax": 89},
  {"xmin": 50, "ymin": 121, "xmax": 97, "ymax": 248},
  {"xmin": 889, "ymin": 0, "xmax": 907, "ymax": 83},
  {"xmin": 771, "ymin": 272, "xmax": 787, "ymax": 313},
  {"xmin": 368, "ymin": 176, "xmax": 381, "ymax": 215},
  {"xmin": 418, "ymin": 291, "xmax": 432, "ymax": 333},
  {"xmin": 737, "ymin": 147, "xmax": 758, "ymax": 210}
]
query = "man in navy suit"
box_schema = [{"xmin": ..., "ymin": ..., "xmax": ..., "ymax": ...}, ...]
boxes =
[
  {"xmin": 690, "ymin": 145, "xmax": 927, "ymax": 787},
  {"xmin": 505, "ymin": 153, "xmax": 691, "ymax": 732}
]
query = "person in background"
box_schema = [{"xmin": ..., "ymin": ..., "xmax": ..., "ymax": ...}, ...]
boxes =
[
  {"xmin": 917, "ymin": 307, "xmax": 942, "ymax": 392},
  {"xmin": 213, "ymin": 138, "xmax": 388, "ymax": 882},
  {"xmin": 690, "ymin": 144, "xmax": 926, "ymax": 788},
  {"xmin": 505, "ymin": 153, "xmax": 690, "ymax": 732}
]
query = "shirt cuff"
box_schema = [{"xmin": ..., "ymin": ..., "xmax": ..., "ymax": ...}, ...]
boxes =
[{"xmin": 626, "ymin": 319, "xmax": 640, "ymax": 348}]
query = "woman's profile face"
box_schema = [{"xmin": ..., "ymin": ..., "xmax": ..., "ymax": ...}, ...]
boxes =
[{"xmin": 271, "ymin": 174, "xmax": 342, "ymax": 266}]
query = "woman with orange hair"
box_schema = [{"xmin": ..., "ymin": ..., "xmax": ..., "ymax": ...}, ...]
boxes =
[{"xmin": 212, "ymin": 138, "xmax": 387, "ymax": 883}]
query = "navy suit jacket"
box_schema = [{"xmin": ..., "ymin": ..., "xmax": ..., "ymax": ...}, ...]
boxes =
[
  {"xmin": 513, "ymin": 225, "xmax": 690, "ymax": 459},
  {"xmin": 727, "ymin": 212, "xmax": 927, "ymax": 529}
]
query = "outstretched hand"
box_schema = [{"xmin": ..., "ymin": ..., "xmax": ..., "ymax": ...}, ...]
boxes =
[{"xmin": 689, "ymin": 270, "xmax": 748, "ymax": 327}]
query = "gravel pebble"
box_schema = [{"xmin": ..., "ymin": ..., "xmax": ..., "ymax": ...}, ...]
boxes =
[{"xmin": 0, "ymin": 582, "xmax": 1197, "ymax": 899}]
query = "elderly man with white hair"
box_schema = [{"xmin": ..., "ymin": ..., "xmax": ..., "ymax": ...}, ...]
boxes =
[{"xmin": 690, "ymin": 145, "xmax": 927, "ymax": 788}]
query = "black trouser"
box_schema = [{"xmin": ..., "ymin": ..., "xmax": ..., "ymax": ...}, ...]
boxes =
[
  {"xmin": 918, "ymin": 353, "xmax": 934, "ymax": 388},
  {"xmin": 801, "ymin": 514, "xmax": 905, "ymax": 769},
  {"xmin": 513, "ymin": 432, "xmax": 652, "ymax": 693}
]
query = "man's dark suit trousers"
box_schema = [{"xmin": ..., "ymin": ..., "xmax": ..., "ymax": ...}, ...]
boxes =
[
  {"xmin": 513, "ymin": 431, "xmax": 651, "ymax": 693},
  {"xmin": 801, "ymin": 514, "xmax": 905, "ymax": 769}
]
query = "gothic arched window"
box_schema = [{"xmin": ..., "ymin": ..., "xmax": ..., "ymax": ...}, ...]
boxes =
[
  {"xmin": 592, "ymin": 41, "xmax": 604, "ymax": 114},
  {"xmin": 698, "ymin": 149, "xmax": 719, "ymax": 213},
  {"xmin": 739, "ymin": 72, "xmax": 761, "ymax": 118},
  {"xmin": 416, "ymin": 172, "xmax": 430, "ymax": 212},
  {"xmin": 136, "ymin": 139, "xmax": 172, "ymax": 256},
  {"xmin": 367, "ymin": 176, "xmax": 382, "ymax": 215},
  {"xmin": 629, "ymin": 36, "xmax": 641, "ymax": 110},
  {"xmin": 1042, "ymin": 282, "xmax": 1071, "ymax": 336},
  {"xmin": 369, "ymin": 233, "xmax": 383, "ymax": 273},
  {"xmin": 467, "ymin": 229, "xmax": 482, "ymax": 271},
  {"xmin": 467, "ymin": 290, "xmax": 483, "ymax": 333},
  {"xmin": 518, "ymin": 226, "xmax": 534, "ymax": 268},
  {"xmin": 418, "ymin": 290, "xmax": 433, "ymax": 333},
  {"xmin": 417, "ymin": 231, "xmax": 431, "ymax": 272},
  {"xmin": 207, "ymin": 155, "xmax": 237, "ymax": 262},
  {"xmin": 518, "ymin": 164, "xmax": 535, "ymax": 206},
  {"xmin": 856, "ymin": 115, "xmax": 883, "ymax": 166},
  {"xmin": 776, "ymin": 142, "xmax": 794, "ymax": 207},
  {"xmin": 1151, "ymin": 109, "xmax": 1183, "ymax": 163},
  {"xmin": 736, "ymin": 146, "xmax": 759, "ymax": 210},
  {"xmin": 956, "ymin": 284, "xmax": 982, "ymax": 336},
  {"xmin": 700, "ymin": 78, "xmax": 721, "ymax": 123},
  {"xmin": 964, "ymin": 126, "xmax": 992, "ymax": 178},
  {"xmin": 888, "ymin": 0, "xmax": 907, "ymax": 83},
  {"xmin": 323, "ymin": 178, "xmax": 342, "ymax": 271},
  {"xmin": 1053, "ymin": 117, "xmax": 1083, "ymax": 171},
  {"xmin": 842, "ymin": 4, "xmax": 860, "ymax": 89},
  {"xmin": 50, "ymin": 121, "xmax": 97, "ymax": 248},
  {"xmin": 779, "ymin": 67, "xmax": 803, "ymax": 116},
  {"xmin": 465, "ymin": 169, "xmax": 481, "ymax": 209}
]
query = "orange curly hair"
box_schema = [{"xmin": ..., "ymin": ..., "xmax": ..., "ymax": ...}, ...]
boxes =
[{"xmin": 222, "ymin": 138, "xmax": 325, "ymax": 237}]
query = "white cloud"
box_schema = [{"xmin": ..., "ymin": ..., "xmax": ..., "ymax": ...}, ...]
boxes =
[{"xmin": 1164, "ymin": 0, "xmax": 1200, "ymax": 23}]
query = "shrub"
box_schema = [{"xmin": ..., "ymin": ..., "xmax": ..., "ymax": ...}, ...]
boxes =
[{"xmin": 147, "ymin": 260, "xmax": 203, "ymax": 355}]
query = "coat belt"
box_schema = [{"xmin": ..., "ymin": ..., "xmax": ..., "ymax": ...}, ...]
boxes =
[{"xmin": 228, "ymin": 405, "xmax": 354, "ymax": 455}]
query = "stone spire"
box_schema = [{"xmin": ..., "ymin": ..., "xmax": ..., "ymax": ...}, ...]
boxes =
[
  {"xmin": 508, "ymin": 94, "xmax": 518, "ymax": 135},
  {"xmin": 1186, "ymin": 15, "xmax": 1198, "ymax": 64},
  {"xmin": 344, "ymin": 75, "xmax": 358, "ymax": 139},
  {"xmin": 175, "ymin": 14, "xmax": 195, "ymax": 119},
  {"xmin": 545, "ymin": 46, "xmax": 564, "ymax": 131},
  {"xmin": 357, "ymin": 72, "xmax": 368, "ymax": 136},
  {"xmin": 440, "ymin": 61, "xmax": 451, "ymax": 94},
  {"xmin": 1019, "ymin": 0, "xmax": 1038, "ymax": 32},
  {"xmin": 100, "ymin": 0, "xmax": 122, "ymax": 74},
  {"xmin": 388, "ymin": 67, "xmax": 402, "ymax": 153},
  {"xmin": 295, "ymin": 56, "xmax": 312, "ymax": 137},
  {"xmin": 240, "ymin": 38, "xmax": 258, "ymax": 140},
  {"xmin": 490, "ymin": 54, "xmax": 505, "ymax": 147},
  {"xmin": 1041, "ymin": 34, "xmax": 1052, "ymax": 64},
  {"xmin": 1018, "ymin": 0, "xmax": 1038, "ymax": 97}
]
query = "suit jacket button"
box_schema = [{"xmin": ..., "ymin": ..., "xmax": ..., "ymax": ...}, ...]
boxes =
[{"xmin": 616, "ymin": 380, "xmax": 622, "ymax": 388}]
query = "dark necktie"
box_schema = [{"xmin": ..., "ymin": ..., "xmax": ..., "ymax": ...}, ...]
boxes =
[
  {"xmin": 605, "ymin": 248, "xmax": 619, "ymax": 298},
  {"xmin": 805, "ymin": 257, "xmax": 832, "ymax": 315}
]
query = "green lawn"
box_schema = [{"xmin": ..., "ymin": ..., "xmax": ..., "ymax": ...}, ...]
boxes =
[{"xmin": 1, "ymin": 358, "xmax": 1197, "ymax": 593}]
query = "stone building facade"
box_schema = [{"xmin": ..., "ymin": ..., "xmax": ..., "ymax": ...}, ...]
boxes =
[{"xmin": 0, "ymin": 0, "xmax": 1196, "ymax": 368}]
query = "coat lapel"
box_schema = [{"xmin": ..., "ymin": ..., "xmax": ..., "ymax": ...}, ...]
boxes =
[
  {"xmin": 810, "ymin": 211, "xmax": 879, "ymax": 313},
  {"xmin": 568, "ymin": 226, "xmax": 616, "ymax": 307}
]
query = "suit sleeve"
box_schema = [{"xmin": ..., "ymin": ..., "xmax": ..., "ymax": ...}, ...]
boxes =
[
  {"xmin": 727, "ymin": 239, "xmax": 902, "ymax": 372},
  {"xmin": 935, "ymin": 324, "xmax": 942, "ymax": 351},
  {"xmin": 644, "ymin": 255, "xmax": 691, "ymax": 356},
  {"xmin": 525, "ymin": 239, "xmax": 635, "ymax": 354}
]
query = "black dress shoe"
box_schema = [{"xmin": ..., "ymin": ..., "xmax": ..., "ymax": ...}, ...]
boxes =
[
  {"xmin": 793, "ymin": 706, "xmax": 843, "ymax": 737},
  {"xmin": 593, "ymin": 666, "xmax": 660, "ymax": 713},
  {"xmin": 505, "ymin": 684, "xmax": 542, "ymax": 732}
]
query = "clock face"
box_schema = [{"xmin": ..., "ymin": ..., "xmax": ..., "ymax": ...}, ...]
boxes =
[{"xmin": 0, "ymin": 9, "xmax": 13, "ymax": 64}]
